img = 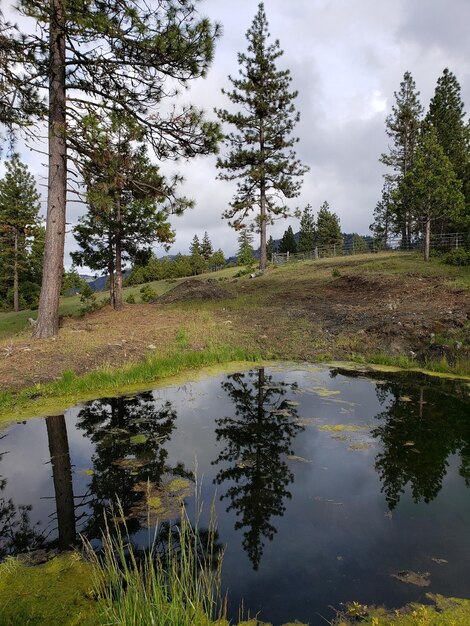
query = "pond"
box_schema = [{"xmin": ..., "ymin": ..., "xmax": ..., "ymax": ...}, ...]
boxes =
[{"xmin": 1, "ymin": 364, "xmax": 469, "ymax": 625}]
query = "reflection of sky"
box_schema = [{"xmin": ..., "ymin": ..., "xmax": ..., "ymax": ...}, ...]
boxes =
[{"xmin": 1, "ymin": 367, "xmax": 470, "ymax": 626}]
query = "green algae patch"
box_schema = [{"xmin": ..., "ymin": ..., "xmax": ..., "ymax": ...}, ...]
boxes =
[
  {"xmin": 130, "ymin": 477, "xmax": 194, "ymax": 523},
  {"xmin": 318, "ymin": 424, "xmax": 366, "ymax": 432},
  {"xmin": 0, "ymin": 552, "xmax": 97, "ymax": 626},
  {"xmin": 338, "ymin": 595, "xmax": 470, "ymax": 625},
  {"xmin": 129, "ymin": 433, "xmax": 147, "ymax": 445}
]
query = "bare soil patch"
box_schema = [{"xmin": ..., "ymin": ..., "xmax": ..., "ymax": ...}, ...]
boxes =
[{"xmin": 156, "ymin": 279, "xmax": 231, "ymax": 303}]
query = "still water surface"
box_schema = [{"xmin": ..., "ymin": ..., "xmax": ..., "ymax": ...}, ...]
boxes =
[{"xmin": 1, "ymin": 365, "xmax": 469, "ymax": 624}]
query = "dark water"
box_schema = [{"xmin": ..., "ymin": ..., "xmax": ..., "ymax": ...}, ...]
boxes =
[{"xmin": 1, "ymin": 365, "xmax": 469, "ymax": 625}]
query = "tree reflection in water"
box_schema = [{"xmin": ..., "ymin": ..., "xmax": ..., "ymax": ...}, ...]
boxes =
[
  {"xmin": 371, "ymin": 378, "xmax": 470, "ymax": 509},
  {"xmin": 212, "ymin": 368, "xmax": 304, "ymax": 569}
]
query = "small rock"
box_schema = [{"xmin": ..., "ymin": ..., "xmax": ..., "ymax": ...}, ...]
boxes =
[{"xmin": 147, "ymin": 344, "xmax": 157, "ymax": 350}]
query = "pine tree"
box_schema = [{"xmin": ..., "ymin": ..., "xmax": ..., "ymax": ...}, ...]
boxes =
[
  {"xmin": 189, "ymin": 234, "xmax": 206, "ymax": 275},
  {"xmin": 370, "ymin": 182, "xmax": 394, "ymax": 247},
  {"xmin": 378, "ymin": 72, "xmax": 423, "ymax": 242},
  {"xmin": 426, "ymin": 68, "xmax": 470, "ymax": 225},
  {"xmin": 316, "ymin": 202, "xmax": 343, "ymax": 251},
  {"xmin": 2, "ymin": 0, "xmax": 221, "ymax": 337},
  {"xmin": 189, "ymin": 235, "xmax": 201, "ymax": 257},
  {"xmin": 297, "ymin": 205, "xmax": 316, "ymax": 252},
  {"xmin": 72, "ymin": 114, "xmax": 180, "ymax": 309},
  {"xmin": 216, "ymin": 3, "xmax": 308, "ymax": 271},
  {"xmin": 401, "ymin": 124, "xmax": 465, "ymax": 261},
  {"xmin": 278, "ymin": 225, "xmax": 297, "ymax": 254},
  {"xmin": 237, "ymin": 231, "xmax": 255, "ymax": 267},
  {"xmin": 210, "ymin": 249, "xmax": 226, "ymax": 270},
  {"xmin": 266, "ymin": 235, "xmax": 276, "ymax": 259},
  {"xmin": 200, "ymin": 232, "xmax": 213, "ymax": 260},
  {"xmin": 0, "ymin": 154, "xmax": 40, "ymax": 311}
]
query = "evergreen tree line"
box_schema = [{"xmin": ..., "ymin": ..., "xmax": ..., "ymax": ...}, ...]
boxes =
[
  {"xmin": 371, "ymin": 70, "xmax": 469, "ymax": 259},
  {"xmin": 125, "ymin": 232, "xmax": 226, "ymax": 287}
]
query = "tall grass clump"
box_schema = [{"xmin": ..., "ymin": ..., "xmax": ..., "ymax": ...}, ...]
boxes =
[{"xmin": 85, "ymin": 498, "xmax": 225, "ymax": 626}]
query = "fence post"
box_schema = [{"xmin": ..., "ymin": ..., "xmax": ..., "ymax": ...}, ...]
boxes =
[
  {"xmin": 287, "ymin": 251, "xmax": 290, "ymax": 263},
  {"xmin": 314, "ymin": 247, "xmax": 318, "ymax": 260}
]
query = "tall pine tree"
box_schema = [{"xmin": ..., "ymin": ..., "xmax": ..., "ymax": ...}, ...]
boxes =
[
  {"xmin": 2, "ymin": 0, "xmax": 221, "ymax": 337},
  {"xmin": 72, "ymin": 113, "xmax": 181, "ymax": 309},
  {"xmin": 426, "ymin": 68, "xmax": 470, "ymax": 229},
  {"xmin": 0, "ymin": 154, "xmax": 40, "ymax": 311},
  {"xmin": 378, "ymin": 72, "xmax": 423, "ymax": 242},
  {"xmin": 216, "ymin": 3, "xmax": 308, "ymax": 271}
]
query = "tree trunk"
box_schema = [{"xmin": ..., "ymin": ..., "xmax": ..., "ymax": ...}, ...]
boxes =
[
  {"xmin": 46, "ymin": 414, "xmax": 76, "ymax": 550},
  {"xmin": 259, "ymin": 127, "xmax": 267, "ymax": 271},
  {"xmin": 13, "ymin": 229, "xmax": 19, "ymax": 312},
  {"xmin": 424, "ymin": 216, "xmax": 431, "ymax": 261},
  {"xmin": 108, "ymin": 235, "xmax": 115, "ymax": 308},
  {"xmin": 114, "ymin": 193, "xmax": 123, "ymax": 310},
  {"xmin": 33, "ymin": 0, "xmax": 67, "ymax": 339}
]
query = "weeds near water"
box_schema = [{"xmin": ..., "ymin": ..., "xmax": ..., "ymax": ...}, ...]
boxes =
[
  {"xmin": 85, "ymin": 496, "xmax": 225, "ymax": 626},
  {"xmin": 0, "ymin": 345, "xmax": 262, "ymax": 422},
  {"xmin": 350, "ymin": 352, "xmax": 470, "ymax": 378}
]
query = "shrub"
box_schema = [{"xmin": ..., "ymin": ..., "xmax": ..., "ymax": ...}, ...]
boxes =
[
  {"xmin": 140, "ymin": 284, "xmax": 157, "ymax": 303},
  {"xmin": 125, "ymin": 293, "xmax": 136, "ymax": 304},
  {"xmin": 442, "ymin": 248, "xmax": 470, "ymax": 266},
  {"xmin": 79, "ymin": 283, "xmax": 99, "ymax": 314},
  {"xmin": 332, "ymin": 268, "xmax": 341, "ymax": 277}
]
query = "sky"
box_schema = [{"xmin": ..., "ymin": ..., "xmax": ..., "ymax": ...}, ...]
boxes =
[{"xmin": 2, "ymin": 0, "xmax": 470, "ymax": 264}]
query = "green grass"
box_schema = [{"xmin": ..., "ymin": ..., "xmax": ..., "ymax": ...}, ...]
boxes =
[
  {"xmin": 348, "ymin": 351, "xmax": 470, "ymax": 378},
  {"xmin": 0, "ymin": 345, "xmax": 262, "ymax": 423},
  {"xmin": 86, "ymin": 500, "xmax": 225, "ymax": 626}
]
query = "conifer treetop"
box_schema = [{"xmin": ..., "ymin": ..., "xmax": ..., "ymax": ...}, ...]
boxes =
[{"xmin": 216, "ymin": 2, "xmax": 308, "ymax": 229}]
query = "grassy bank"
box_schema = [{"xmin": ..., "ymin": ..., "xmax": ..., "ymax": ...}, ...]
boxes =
[{"xmin": 0, "ymin": 345, "xmax": 263, "ymax": 424}]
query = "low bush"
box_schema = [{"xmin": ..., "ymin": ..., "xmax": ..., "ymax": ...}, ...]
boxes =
[
  {"xmin": 442, "ymin": 248, "xmax": 470, "ymax": 266},
  {"xmin": 140, "ymin": 284, "xmax": 157, "ymax": 302}
]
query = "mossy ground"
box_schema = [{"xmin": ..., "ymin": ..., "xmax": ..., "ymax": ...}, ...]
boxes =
[
  {"xmin": 337, "ymin": 595, "xmax": 470, "ymax": 625},
  {"xmin": 0, "ymin": 553, "xmax": 97, "ymax": 626}
]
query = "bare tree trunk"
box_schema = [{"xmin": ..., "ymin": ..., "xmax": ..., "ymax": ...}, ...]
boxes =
[
  {"xmin": 108, "ymin": 235, "xmax": 115, "ymax": 308},
  {"xmin": 424, "ymin": 216, "xmax": 431, "ymax": 262},
  {"xmin": 33, "ymin": 0, "xmax": 67, "ymax": 339},
  {"xmin": 259, "ymin": 127, "xmax": 267, "ymax": 271},
  {"xmin": 114, "ymin": 193, "xmax": 123, "ymax": 310},
  {"xmin": 13, "ymin": 229, "xmax": 19, "ymax": 312},
  {"xmin": 46, "ymin": 414, "xmax": 76, "ymax": 550}
]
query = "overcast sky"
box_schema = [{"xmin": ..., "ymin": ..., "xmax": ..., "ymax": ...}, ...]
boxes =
[{"xmin": 2, "ymin": 0, "xmax": 470, "ymax": 264}]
